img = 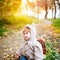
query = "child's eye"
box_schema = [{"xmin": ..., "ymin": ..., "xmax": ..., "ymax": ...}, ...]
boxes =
[
  {"xmin": 23, "ymin": 32, "xmax": 28, "ymax": 35},
  {"xmin": 26, "ymin": 32, "xmax": 30, "ymax": 34},
  {"xmin": 26, "ymin": 32, "xmax": 28, "ymax": 34}
]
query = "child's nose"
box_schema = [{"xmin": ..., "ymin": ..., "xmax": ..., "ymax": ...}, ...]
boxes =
[{"xmin": 24, "ymin": 34, "xmax": 27, "ymax": 37}]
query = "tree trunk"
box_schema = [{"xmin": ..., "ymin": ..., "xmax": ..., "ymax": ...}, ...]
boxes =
[
  {"xmin": 59, "ymin": 3, "xmax": 60, "ymax": 17},
  {"xmin": 57, "ymin": 0, "xmax": 60, "ymax": 18},
  {"xmin": 52, "ymin": 6, "xmax": 53, "ymax": 18},
  {"xmin": 54, "ymin": 5, "xmax": 56, "ymax": 19},
  {"xmin": 54, "ymin": 2, "xmax": 56, "ymax": 19},
  {"xmin": 45, "ymin": 4, "xmax": 48, "ymax": 19}
]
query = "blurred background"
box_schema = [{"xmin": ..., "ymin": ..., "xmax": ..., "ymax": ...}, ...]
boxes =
[{"xmin": 0, "ymin": 0, "xmax": 60, "ymax": 60}]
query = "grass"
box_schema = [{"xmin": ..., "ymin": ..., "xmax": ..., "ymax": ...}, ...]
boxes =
[
  {"xmin": 0, "ymin": 26, "xmax": 7, "ymax": 36},
  {"xmin": 52, "ymin": 18, "xmax": 60, "ymax": 28},
  {"xmin": 0, "ymin": 18, "xmax": 8, "ymax": 36},
  {"xmin": 52, "ymin": 18, "xmax": 60, "ymax": 33},
  {"xmin": 0, "ymin": 15, "xmax": 40, "ymax": 35},
  {"xmin": 44, "ymin": 40, "xmax": 60, "ymax": 60},
  {"xmin": 47, "ymin": 18, "xmax": 60, "ymax": 33},
  {"xmin": 0, "ymin": 15, "xmax": 39, "ymax": 30},
  {"xmin": 5, "ymin": 15, "xmax": 40, "ymax": 29}
]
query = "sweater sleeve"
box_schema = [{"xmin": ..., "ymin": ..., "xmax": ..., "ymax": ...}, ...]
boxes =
[
  {"xmin": 34, "ymin": 41, "xmax": 45, "ymax": 60},
  {"xmin": 16, "ymin": 47, "xmax": 22, "ymax": 56}
]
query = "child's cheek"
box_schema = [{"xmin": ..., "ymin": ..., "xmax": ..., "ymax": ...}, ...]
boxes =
[
  {"xmin": 27, "ymin": 33, "xmax": 31, "ymax": 38},
  {"xmin": 24, "ymin": 33, "xmax": 31, "ymax": 38}
]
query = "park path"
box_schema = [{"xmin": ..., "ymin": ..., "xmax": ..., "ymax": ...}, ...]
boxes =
[{"xmin": 0, "ymin": 19, "xmax": 60, "ymax": 60}]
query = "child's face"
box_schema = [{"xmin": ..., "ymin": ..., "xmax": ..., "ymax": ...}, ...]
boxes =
[{"xmin": 23, "ymin": 27, "xmax": 31, "ymax": 41}]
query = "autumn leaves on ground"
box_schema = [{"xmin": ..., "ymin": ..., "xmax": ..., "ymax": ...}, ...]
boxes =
[{"xmin": 0, "ymin": 15, "xmax": 60, "ymax": 60}]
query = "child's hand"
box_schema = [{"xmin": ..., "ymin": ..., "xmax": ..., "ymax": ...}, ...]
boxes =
[{"xmin": 15, "ymin": 54, "xmax": 20, "ymax": 59}]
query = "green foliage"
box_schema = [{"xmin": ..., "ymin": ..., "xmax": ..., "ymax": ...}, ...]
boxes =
[
  {"xmin": 51, "ymin": 18, "xmax": 60, "ymax": 33},
  {"xmin": 44, "ymin": 40, "xmax": 60, "ymax": 60},
  {"xmin": 0, "ymin": 0, "xmax": 21, "ymax": 18},
  {"xmin": 0, "ymin": 27, "xmax": 7, "ymax": 36},
  {"xmin": 6, "ymin": 15, "xmax": 39, "ymax": 28},
  {"xmin": 0, "ymin": 18, "xmax": 8, "ymax": 36},
  {"xmin": 52, "ymin": 18, "xmax": 60, "ymax": 28},
  {"xmin": 0, "ymin": 15, "xmax": 39, "ymax": 31},
  {"xmin": 7, "ymin": 16, "xmax": 32, "ymax": 24},
  {"xmin": 0, "ymin": 15, "xmax": 39, "ymax": 35},
  {"xmin": 0, "ymin": 18, "xmax": 11, "ymax": 26}
]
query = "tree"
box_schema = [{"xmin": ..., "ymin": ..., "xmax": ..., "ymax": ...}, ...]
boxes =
[
  {"xmin": 44, "ymin": 1, "xmax": 48, "ymax": 19},
  {"xmin": 54, "ymin": 0, "xmax": 56, "ymax": 19},
  {"xmin": 0, "ymin": 0, "xmax": 21, "ymax": 18},
  {"xmin": 57, "ymin": 0, "xmax": 60, "ymax": 18},
  {"xmin": 36, "ymin": 0, "xmax": 48, "ymax": 19},
  {"xmin": 0, "ymin": 0, "xmax": 5, "ymax": 18}
]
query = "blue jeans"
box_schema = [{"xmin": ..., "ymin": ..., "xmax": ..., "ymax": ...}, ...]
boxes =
[{"xmin": 19, "ymin": 55, "xmax": 27, "ymax": 60}]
